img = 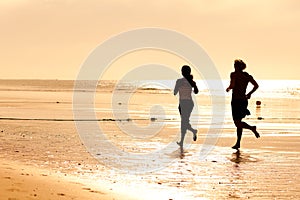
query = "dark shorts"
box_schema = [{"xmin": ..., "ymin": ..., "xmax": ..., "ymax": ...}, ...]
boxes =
[{"xmin": 231, "ymin": 99, "xmax": 250, "ymax": 120}]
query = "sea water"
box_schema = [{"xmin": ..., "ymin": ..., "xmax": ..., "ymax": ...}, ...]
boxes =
[{"xmin": 0, "ymin": 79, "xmax": 299, "ymax": 135}]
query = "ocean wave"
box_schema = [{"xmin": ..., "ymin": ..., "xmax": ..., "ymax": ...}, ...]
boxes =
[{"xmin": 0, "ymin": 79, "xmax": 299, "ymax": 98}]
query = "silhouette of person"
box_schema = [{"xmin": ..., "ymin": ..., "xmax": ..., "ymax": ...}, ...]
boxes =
[
  {"xmin": 174, "ymin": 65, "xmax": 198, "ymax": 148},
  {"xmin": 226, "ymin": 59, "xmax": 260, "ymax": 150}
]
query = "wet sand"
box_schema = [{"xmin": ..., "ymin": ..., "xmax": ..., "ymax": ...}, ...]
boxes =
[
  {"xmin": 0, "ymin": 80, "xmax": 300, "ymax": 199},
  {"xmin": 0, "ymin": 158, "xmax": 139, "ymax": 200},
  {"xmin": 1, "ymin": 120, "xmax": 300, "ymax": 199}
]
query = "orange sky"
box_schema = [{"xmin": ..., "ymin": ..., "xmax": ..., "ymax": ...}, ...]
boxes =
[{"xmin": 0, "ymin": 0, "xmax": 299, "ymax": 80}]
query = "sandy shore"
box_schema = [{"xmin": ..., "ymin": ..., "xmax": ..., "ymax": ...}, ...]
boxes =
[
  {"xmin": 1, "ymin": 119, "xmax": 300, "ymax": 199},
  {"xmin": 0, "ymin": 158, "xmax": 140, "ymax": 200},
  {"xmin": 0, "ymin": 120, "xmax": 189, "ymax": 200},
  {"xmin": 0, "ymin": 80, "xmax": 300, "ymax": 199},
  {"xmin": 0, "ymin": 120, "xmax": 135, "ymax": 200}
]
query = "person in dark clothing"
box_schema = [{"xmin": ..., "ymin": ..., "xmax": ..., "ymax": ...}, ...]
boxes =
[
  {"xmin": 226, "ymin": 59, "xmax": 260, "ymax": 149},
  {"xmin": 174, "ymin": 65, "xmax": 198, "ymax": 148}
]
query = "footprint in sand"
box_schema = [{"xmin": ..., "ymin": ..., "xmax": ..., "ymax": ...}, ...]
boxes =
[
  {"xmin": 7, "ymin": 188, "xmax": 20, "ymax": 192},
  {"xmin": 82, "ymin": 187, "xmax": 105, "ymax": 194}
]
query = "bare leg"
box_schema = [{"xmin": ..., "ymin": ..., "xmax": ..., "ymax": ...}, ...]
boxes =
[
  {"xmin": 187, "ymin": 125, "xmax": 197, "ymax": 141},
  {"xmin": 235, "ymin": 120, "xmax": 260, "ymax": 138},
  {"xmin": 177, "ymin": 100, "xmax": 196, "ymax": 146},
  {"xmin": 251, "ymin": 126, "xmax": 260, "ymax": 138},
  {"xmin": 232, "ymin": 119, "xmax": 260, "ymax": 149},
  {"xmin": 232, "ymin": 127, "xmax": 242, "ymax": 149},
  {"xmin": 184, "ymin": 105, "xmax": 197, "ymax": 141},
  {"xmin": 177, "ymin": 128, "xmax": 186, "ymax": 147}
]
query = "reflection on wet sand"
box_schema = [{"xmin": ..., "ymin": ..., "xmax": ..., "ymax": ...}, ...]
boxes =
[{"xmin": 230, "ymin": 150, "xmax": 260, "ymax": 164}]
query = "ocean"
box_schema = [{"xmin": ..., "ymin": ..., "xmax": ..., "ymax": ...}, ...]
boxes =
[
  {"xmin": 0, "ymin": 79, "xmax": 299, "ymax": 138},
  {"xmin": 0, "ymin": 79, "xmax": 299, "ymax": 123}
]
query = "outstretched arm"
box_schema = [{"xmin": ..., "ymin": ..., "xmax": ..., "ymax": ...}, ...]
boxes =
[{"xmin": 246, "ymin": 78, "xmax": 259, "ymax": 99}]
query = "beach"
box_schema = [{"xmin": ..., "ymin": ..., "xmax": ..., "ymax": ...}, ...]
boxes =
[{"xmin": 0, "ymin": 79, "xmax": 300, "ymax": 199}]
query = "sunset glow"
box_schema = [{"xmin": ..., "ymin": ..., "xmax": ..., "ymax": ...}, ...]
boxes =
[{"xmin": 0, "ymin": 0, "xmax": 299, "ymax": 79}]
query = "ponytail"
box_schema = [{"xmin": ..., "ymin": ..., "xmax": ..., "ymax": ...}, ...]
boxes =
[
  {"xmin": 183, "ymin": 73, "xmax": 196, "ymax": 87},
  {"xmin": 181, "ymin": 65, "xmax": 196, "ymax": 88}
]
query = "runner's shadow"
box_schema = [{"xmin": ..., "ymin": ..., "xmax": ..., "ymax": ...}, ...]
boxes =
[
  {"xmin": 165, "ymin": 145, "xmax": 192, "ymax": 160},
  {"xmin": 179, "ymin": 146, "xmax": 184, "ymax": 159},
  {"xmin": 231, "ymin": 150, "xmax": 242, "ymax": 164},
  {"xmin": 165, "ymin": 145, "xmax": 185, "ymax": 159}
]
